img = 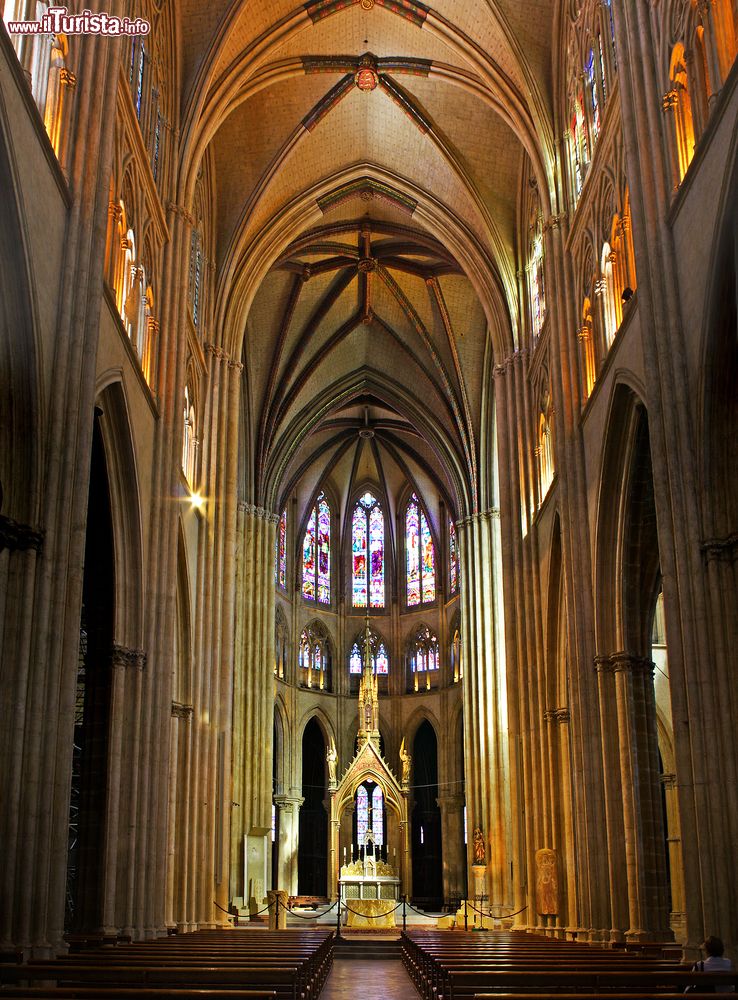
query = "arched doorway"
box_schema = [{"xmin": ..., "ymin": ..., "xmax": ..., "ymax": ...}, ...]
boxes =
[
  {"xmin": 298, "ymin": 718, "xmax": 328, "ymax": 897},
  {"xmin": 411, "ymin": 720, "xmax": 443, "ymax": 909},
  {"xmin": 65, "ymin": 414, "xmax": 115, "ymax": 931}
]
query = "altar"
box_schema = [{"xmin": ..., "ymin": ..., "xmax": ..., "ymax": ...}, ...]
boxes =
[{"xmin": 339, "ymin": 855, "xmax": 401, "ymax": 903}]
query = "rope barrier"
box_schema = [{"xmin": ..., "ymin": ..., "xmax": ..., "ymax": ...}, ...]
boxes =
[
  {"xmin": 285, "ymin": 900, "xmax": 338, "ymax": 918},
  {"xmin": 465, "ymin": 901, "xmax": 529, "ymax": 920},
  {"xmin": 341, "ymin": 899, "xmax": 404, "ymax": 918}
]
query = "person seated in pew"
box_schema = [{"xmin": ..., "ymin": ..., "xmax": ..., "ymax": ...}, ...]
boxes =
[{"xmin": 690, "ymin": 936, "xmax": 735, "ymax": 993}]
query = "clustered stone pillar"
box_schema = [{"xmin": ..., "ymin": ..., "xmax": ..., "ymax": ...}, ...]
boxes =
[
  {"xmin": 0, "ymin": 4, "xmax": 122, "ymax": 955},
  {"xmin": 274, "ymin": 795, "xmax": 303, "ymax": 896},
  {"xmin": 231, "ymin": 504, "xmax": 278, "ymax": 913},
  {"xmin": 458, "ymin": 511, "xmax": 511, "ymax": 915},
  {"xmin": 436, "ymin": 793, "xmax": 465, "ymax": 907}
]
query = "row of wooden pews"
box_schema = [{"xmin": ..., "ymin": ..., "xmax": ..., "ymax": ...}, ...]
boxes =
[
  {"xmin": 0, "ymin": 928, "xmax": 334, "ymax": 1000},
  {"xmin": 401, "ymin": 929, "xmax": 738, "ymax": 1000}
]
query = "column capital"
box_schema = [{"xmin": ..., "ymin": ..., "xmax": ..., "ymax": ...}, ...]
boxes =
[
  {"xmin": 701, "ymin": 532, "xmax": 738, "ymax": 562},
  {"xmin": 60, "ymin": 68, "xmax": 77, "ymax": 88},
  {"xmin": 661, "ymin": 89, "xmax": 678, "ymax": 112},
  {"xmin": 594, "ymin": 653, "xmax": 614, "ymax": 673},
  {"xmin": 0, "ymin": 514, "xmax": 44, "ymax": 553},
  {"xmin": 110, "ymin": 644, "xmax": 147, "ymax": 670},
  {"xmin": 238, "ymin": 501, "xmax": 280, "ymax": 523},
  {"xmin": 436, "ymin": 792, "xmax": 465, "ymax": 809},
  {"xmin": 167, "ymin": 202, "xmax": 195, "ymax": 225},
  {"xmin": 545, "ymin": 707, "xmax": 571, "ymax": 724},
  {"xmin": 274, "ymin": 794, "xmax": 305, "ymax": 812},
  {"xmin": 610, "ymin": 650, "xmax": 653, "ymax": 675},
  {"xmin": 171, "ymin": 701, "xmax": 193, "ymax": 720}
]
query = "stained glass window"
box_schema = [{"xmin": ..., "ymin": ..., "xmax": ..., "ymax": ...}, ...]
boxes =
[
  {"xmin": 372, "ymin": 785, "xmax": 384, "ymax": 845},
  {"xmin": 276, "ymin": 509, "xmax": 287, "ymax": 589},
  {"xmin": 375, "ymin": 642, "xmax": 389, "ymax": 675},
  {"xmin": 302, "ymin": 492, "xmax": 330, "ymax": 604},
  {"xmin": 302, "ymin": 507, "xmax": 316, "ymax": 600},
  {"xmin": 349, "ymin": 643, "xmax": 363, "ymax": 675},
  {"xmin": 410, "ymin": 626, "xmax": 439, "ymax": 688},
  {"xmin": 353, "ymin": 492, "xmax": 384, "ymax": 608},
  {"xmin": 449, "ymin": 520, "xmax": 458, "ymax": 594},
  {"xmin": 135, "ymin": 44, "xmax": 145, "ymax": 120},
  {"xmin": 598, "ymin": 32, "xmax": 608, "ymax": 103},
  {"xmin": 406, "ymin": 494, "xmax": 435, "ymax": 606},
  {"xmin": 349, "ymin": 631, "xmax": 389, "ymax": 674},
  {"xmin": 529, "ymin": 218, "xmax": 545, "ymax": 340},
  {"xmin": 317, "ymin": 494, "xmax": 330, "ymax": 603},
  {"xmin": 357, "ymin": 785, "xmax": 369, "ymax": 845},
  {"xmin": 298, "ymin": 624, "xmax": 328, "ymax": 690},
  {"xmin": 586, "ymin": 49, "xmax": 601, "ymax": 140},
  {"xmin": 570, "ymin": 90, "xmax": 589, "ymax": 200}
]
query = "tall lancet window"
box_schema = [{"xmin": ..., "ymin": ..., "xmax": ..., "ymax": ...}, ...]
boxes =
[
  {"xmin": 406, "ymin": 494, "xmax": 435, "ymax": 606},
  {"xmin": 276, "ymin": 509, "xmax": 287, "ymax": 589},
  {"xmin": 449, "ymin": 519, "xmax": 459, "ymax": 595},
  {"xmin": 302, "ymin": 492, "xmax": 330, "ymax": 603},
  {"xmin": 409, "ymin": 625, "xmax": 440, "ymax": 691},
  {"xmin": 352, "ymin": 492, "xmax": 385, "ymax": 608},
  {"xmin": 372, "ymin": 785, "xmax": 384, "ymax": 845},
  {"xmin": 356, "ymin": 785, "xmax": 369, "ymax": 845}
]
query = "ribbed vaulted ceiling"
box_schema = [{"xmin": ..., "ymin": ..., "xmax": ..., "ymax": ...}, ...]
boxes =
[{"xmin": 182, "ymin": 0, "xmax": 558, "ymax": 522}]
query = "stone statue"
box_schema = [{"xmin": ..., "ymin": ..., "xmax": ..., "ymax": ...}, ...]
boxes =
[
  {"xmin": 326, "ymin": 739, "xmax": 337, "ymax": 785},
  {"xmin": 535, "ymin": 848, "xmax": 558, "ymax": 916},
  {"xmin": 399, "ymin": 738, "xmax": 411, "ymax": 786},
  {"xmin": 473, "ymin": 827, "xmax": 486, "ymax": 865}
]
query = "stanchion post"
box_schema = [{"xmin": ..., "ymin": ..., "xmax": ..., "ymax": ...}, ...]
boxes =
[
  {"xmin": 464, "ymin": 898, "xmax": 468, "ymax": 932},
  {"xmin": 403, "ymin": 894, "xmax": 407, "ymax": 932},
  {"xmin": 336, "ymin": 883, "xmax": 342, "ymax": 940}
]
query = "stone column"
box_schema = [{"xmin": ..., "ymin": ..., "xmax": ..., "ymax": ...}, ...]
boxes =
[
  {"xmin": 458, "ymin": 510, "xmax": 511, "ymax": 914},
  {"xmin": 611, "ymin": 652, "xmax": 670, "ymax": 940},
  {"xmin": 436, "ymin": 793, "xmax": 465, "ymax": 906},
  {"xmin": 594, "ymin": 654, "xmax": 628, "ymax": 940},
  {"xmin": 231, "ymin": 504, "xmax": 278, "ymax": 910},
  {"xmin": 274, "ymin": 795, "xmax": 303, "ymax": 897}
]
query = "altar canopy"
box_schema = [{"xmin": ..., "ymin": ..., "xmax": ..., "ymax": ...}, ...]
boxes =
[{"xmin": 329, "ymin": 617, "xmax": 410, "ymax": 901}]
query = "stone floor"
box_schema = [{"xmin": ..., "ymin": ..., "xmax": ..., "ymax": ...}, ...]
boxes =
[{"xmin": 321, "ymin": 957, "xmax": 414, "ymax": 998}]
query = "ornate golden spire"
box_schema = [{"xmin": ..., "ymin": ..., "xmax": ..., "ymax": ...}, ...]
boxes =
[{"xmin": 357, "ymin": 612, "xmax": 380, "ymax": 749}]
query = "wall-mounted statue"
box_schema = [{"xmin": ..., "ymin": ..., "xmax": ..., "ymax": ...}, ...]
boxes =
[
  {"xmin": 326, "ymin": 738, "xmax": 338, "ymax": 786},
  {"xmin": 535, "ymin": 847, "xmax": 558, "ymax": 916},
  {"xmin": 473, "ymin": 827, "xmax": 486, "ymax": 865},
  {"xmin": 399, "ymin": 738, "xmax": 412, "ymax": 787}
]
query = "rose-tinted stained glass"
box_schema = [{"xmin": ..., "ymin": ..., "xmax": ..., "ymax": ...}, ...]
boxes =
[
  {"xmin": 420, "ymin": 508, "xmax": 435, "ymax": 603},
  {"xmin": 303, "ymin": 492, "xmax": 330, "ymax": 603},
  {"xmin": 372, "ymin": 785, "xmax": 384, "ymax": 845},
  {"xmin": 406, "ymin": 494, "xmax": 435, "ymax": 605},
  {"xmin": 277, "ymin": 509, "xmax": 287, "ymax": 589},
  {"xmin": 406, "ymin": 498, "xmax": 420, "ymax": 606},
  {"xmin": 357, "ymin": 785, "xmax": 369, "ymax": 845},
  {"xmin": 352, "ymin": 504, "xmax": 368, "ymax": 607},
  {"xmin": 302, "ymin": 507, "xmax": 316, "ymax": 600},
  {"xmin": 349, "ymin": 643, "xmax": 363, "ymax": 674},
  {"xmin": 449, "ymin": 520, "xmax": 458, "ymax": 594},
  {"xmin": 317, "ymin": 494, "xmax": 330, "ymax": 604},
  {"xmin": 369, "ymin": 505, "xmax": 384, "ymax": 608},
  {"xmin": 353, "ymin": 492, "xmax": 384, "ymax": 608}
]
